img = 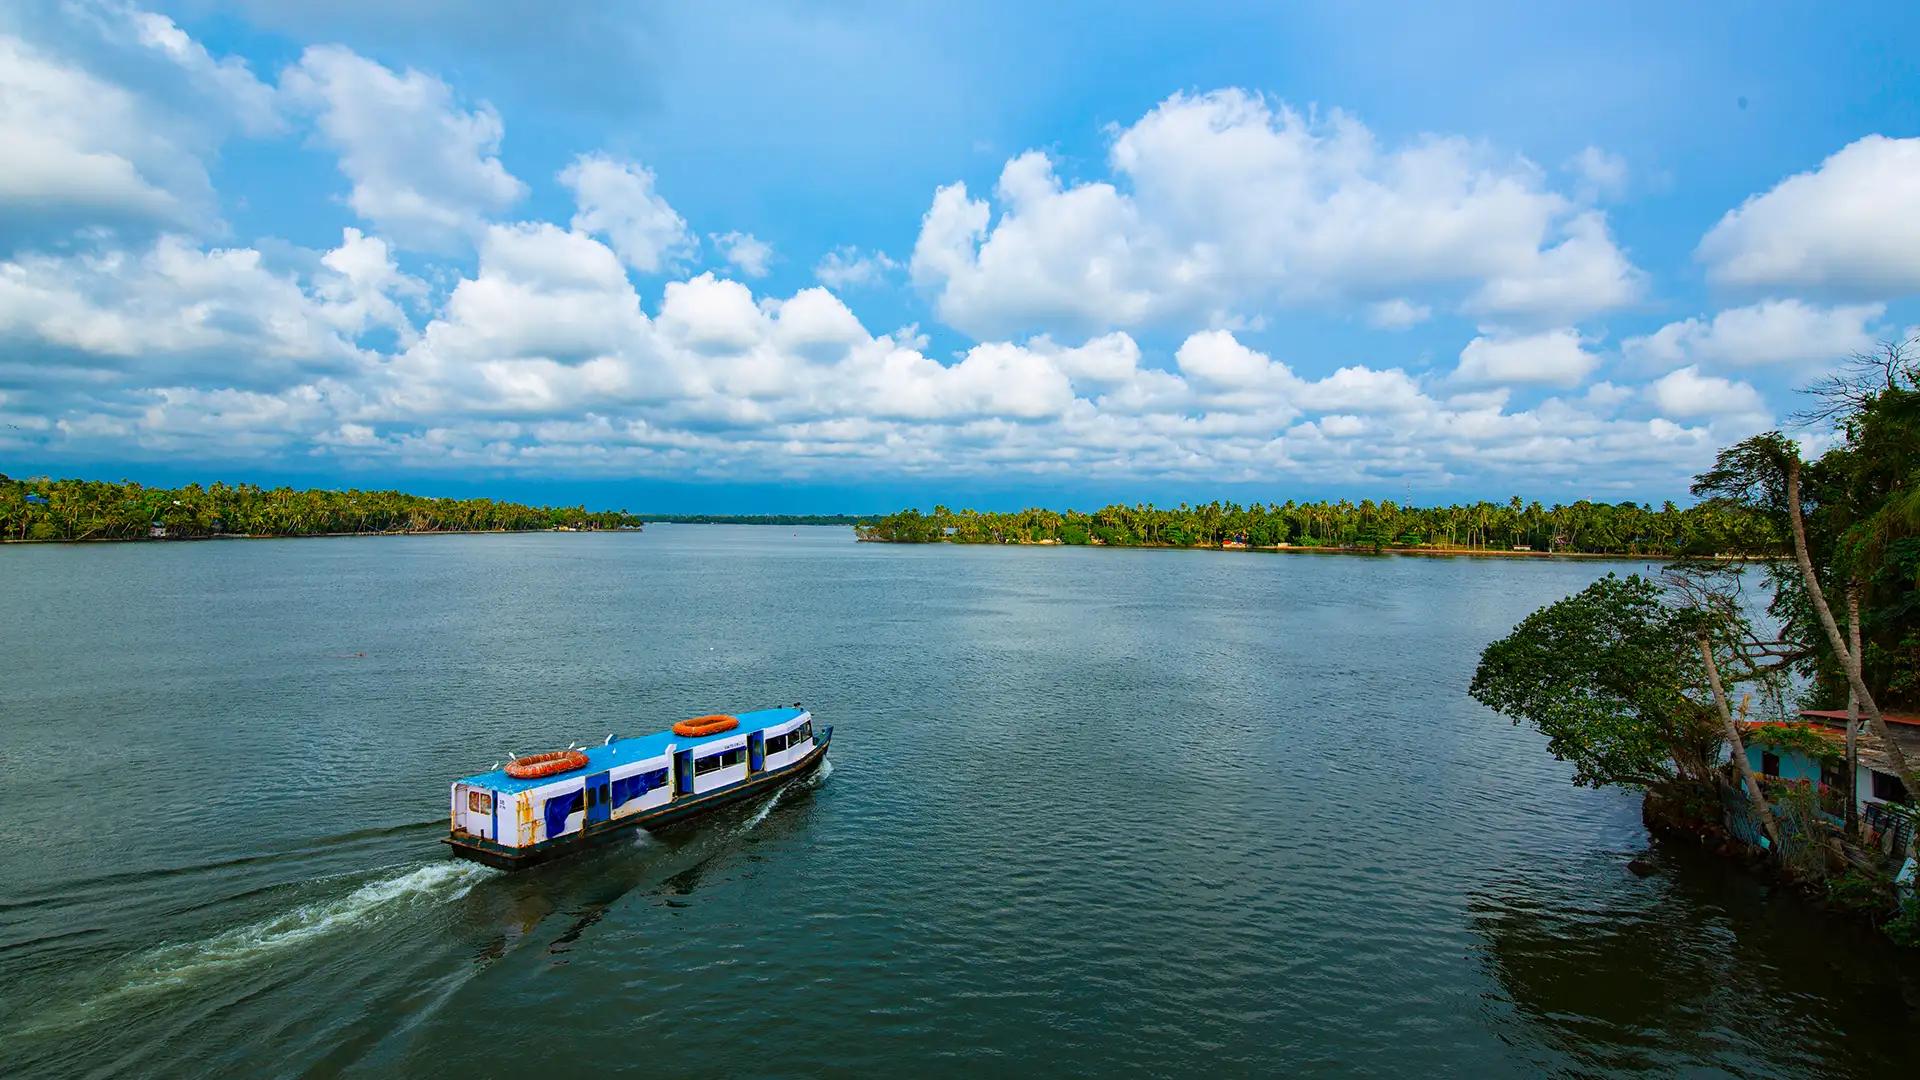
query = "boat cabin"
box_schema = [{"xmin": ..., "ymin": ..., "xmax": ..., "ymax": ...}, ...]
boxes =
[{"xmin": 447, "ymin": 706, "xmax": 822, "ymax": 868}]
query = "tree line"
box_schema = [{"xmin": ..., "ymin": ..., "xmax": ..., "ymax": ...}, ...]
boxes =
[
  {"xmin": 647, "ymin": 514, "xmax": 875, "ymax": 526},
  {"xmin": 855, "ymin": 497, "xmax": 1776, "ymax": 557},
  {"xmin": 0, "ymin": 476, "xmax": 645, "ymax": 542}
]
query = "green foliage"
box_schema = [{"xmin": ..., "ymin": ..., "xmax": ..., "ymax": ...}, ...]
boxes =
[
  {"xmin": 0, "ymin": 477, "xmax": 644, "ymax": 542},
  {"xmin": 646, "ymin": 513, "xmax": 872, "ymax": 525},
  {"xmin": 1744, "ymin": 723, "xmax": 1844, "ymax": 764},
  {"xmin": 1827, "ymin": 867, "xmax": 1895, "ymax": 915},
  {"xmin": 1694, "ymin": 351, "xmax": 1920, "ymax": 711},
  {"xmin": 1885, "ymin": 898, "xmax": 1920, "ymax": 947},
  {"xmin": 1469, "ymin": 574, "xmax": 1723, "ymax": 789},
  {"xmin": 854, "ymin": 497, "xmax": 1773, "ymax": 556}
]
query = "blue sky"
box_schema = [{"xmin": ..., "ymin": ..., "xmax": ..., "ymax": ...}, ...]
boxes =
[{"xmin": 3, "ymin": 1, "xmax": 1918, "ymax": 512}]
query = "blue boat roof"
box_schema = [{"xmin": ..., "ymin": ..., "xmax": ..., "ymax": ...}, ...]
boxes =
[{"xmin": 459, "ymin": 707, "xmax": 806, "ymax": 793}]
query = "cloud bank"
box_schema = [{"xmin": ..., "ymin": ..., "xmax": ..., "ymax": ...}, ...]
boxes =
[{"xmin": 5, "ymin": 4, "xmax": 1918, "ymax": 499}]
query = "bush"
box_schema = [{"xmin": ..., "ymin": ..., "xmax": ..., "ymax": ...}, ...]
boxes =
[
  {"xmin": 1827, "ymin": 867, "xmax": 1894, "ymax": 915},
  {"xmin": 1884, "ymin": 900, "xmax": 1920, "ymax": 947}
]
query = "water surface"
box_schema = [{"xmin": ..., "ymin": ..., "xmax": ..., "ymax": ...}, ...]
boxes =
[{"xmin": 1, "ymin": 528, "xmax": 1913, "ymax": 1076}]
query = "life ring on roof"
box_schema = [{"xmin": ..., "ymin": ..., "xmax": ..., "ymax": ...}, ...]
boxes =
[
  {"xmin": 505, "ymin": 749, "xmax": 589, "ymax": 779},
  {"xmin": 673, "ymin": 714, "xmax": 739, "ymax": 737}
]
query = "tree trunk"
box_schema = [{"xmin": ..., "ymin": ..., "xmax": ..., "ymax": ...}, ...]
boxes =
[
  {"xmin": 1846, "ymin": 583, "xmax": 1862, "ymax": 838},
  {"xmin": 1701, "ymin": 636, "xmax": 1784, "ymax": 852},
  {"xmin": 1784, "ymin": 455, "xmax": 1918, "ymax": 791}
]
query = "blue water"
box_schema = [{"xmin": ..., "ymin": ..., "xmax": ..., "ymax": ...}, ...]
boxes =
[{"xmin": 0, "ymin": 527, "xmax": 1913, "ymax": 1077}]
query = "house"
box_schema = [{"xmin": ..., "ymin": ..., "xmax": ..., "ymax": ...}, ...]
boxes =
[{"xmin": 1742, "ymin": 708, "xmax": 1917, "ymax": 845}]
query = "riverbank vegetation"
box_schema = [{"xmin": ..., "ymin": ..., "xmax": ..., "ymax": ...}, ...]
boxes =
[
  {"xmin": 0, "ymin": 476, "xmax": 644, "ymax": 542},
  {"xmin": 1471, "ymin": 340, "xmax": 1920, "ymax": 944},
  {"xmin": 856, "ymin": 497, "xmax": 1774, "ymax": 557},
  {"xmin": 646, "ymin": 513, "xmax": 874, "ymax": 526}
]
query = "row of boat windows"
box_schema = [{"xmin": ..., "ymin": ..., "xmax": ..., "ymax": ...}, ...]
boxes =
[
  {"xmin": 690, "ymin": 726, "xmax": 813, "ymax": 774},
  {"xmin": 694, "ymin": 746, "xmax": 748, "ymax": 776},
  {"xmin": 527, "ymin": 726, "xmax": 818, "ymax": 838},
  {"xmin": 535, "ymin": 727, "xmax": 817, "ymax": 832},
  {"xmin": 767, "ymin": 723, "xmax": 813, "ymax": 754}
]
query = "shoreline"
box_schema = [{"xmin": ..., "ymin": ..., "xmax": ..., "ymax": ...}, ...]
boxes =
[
  {"xmin": 857, "ymin": 537, "xmax": 1738, "ymax": 561},
  {"xmin": 0, "ymin": 527, "xmax": 641, "ymax": 546}
]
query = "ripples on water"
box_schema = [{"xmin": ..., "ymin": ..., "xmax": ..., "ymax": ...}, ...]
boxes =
[{"xmin": 0, "ymin": 529, "xmax": 1914, "ymax": 1077}]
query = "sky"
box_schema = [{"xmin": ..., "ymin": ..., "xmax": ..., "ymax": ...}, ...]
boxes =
[{"xmin": 3, "ymin": 1, "xmax": 1918, "ymax": 512}]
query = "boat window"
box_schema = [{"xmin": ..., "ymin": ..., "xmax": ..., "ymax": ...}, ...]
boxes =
[
  {"xmin": 611, "ymin": 768, "xmax": 670, "ymax": 807},
  {"xmin": 543, "ymin": 790, "xmax": 584, "ymax": 837},
  {"xmin": 766, "ymin": 732, "xmax": 788, "ymax": 753},
  {"xmin": 792, "ymin": 722, "xmax": 811, "ymax": 742},
  {"xmin": 467, "ymin": 790, "xmax": 492, "ymax": 814},
  {"xmin": 694, "ymin": 747, "xmax": 745, "ymax": 775}
]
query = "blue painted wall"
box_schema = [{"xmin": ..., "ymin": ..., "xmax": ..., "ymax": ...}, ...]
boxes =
[{"xmin": 1746, "ymin": 745, "xmax": 1823, "ymax": 786}]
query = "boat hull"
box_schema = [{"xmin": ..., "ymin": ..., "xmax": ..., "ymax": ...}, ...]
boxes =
[{"xmin": 445, "ymin": 731, "xmax": 831, "ymax": 871}]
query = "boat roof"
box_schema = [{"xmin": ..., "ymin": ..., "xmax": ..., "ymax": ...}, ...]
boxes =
[{"xmin": 458, "ymin": 707, "xmax": 806, "ymax": 793}]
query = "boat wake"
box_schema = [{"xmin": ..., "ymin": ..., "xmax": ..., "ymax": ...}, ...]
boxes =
[
  {"xmin": 140, "ymin": 861, "xmax": 493, "ymax": 977},
  {"xmin": 734, "ymin": 756, "xmax": 830, "ymax": 832},
  {"xmin": 14, "ymin": 861, "xmax": 493, "ymax": 1037},
  {"xmin": 739, "ymin": 786, "xmax": 787, "ymax": 831}
]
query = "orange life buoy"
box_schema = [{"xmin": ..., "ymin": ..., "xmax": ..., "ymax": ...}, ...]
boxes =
[
  {"xmin": 672, "ymin": 714, "xmax": 739, "ymax": 737},
  {"xmin": 505, "ymin": 749, "xmax": 589, "ymax": 779}
]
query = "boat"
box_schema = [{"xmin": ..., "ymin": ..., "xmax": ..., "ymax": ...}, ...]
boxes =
[{"xmin": 444, "ymin": 706, "xmax": 831, "ymax": 870}]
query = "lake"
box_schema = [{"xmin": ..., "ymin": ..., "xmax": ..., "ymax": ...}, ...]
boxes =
[{"xmin": 1, "ymin": 527, "xmax": 1914, "ymax": 1077}]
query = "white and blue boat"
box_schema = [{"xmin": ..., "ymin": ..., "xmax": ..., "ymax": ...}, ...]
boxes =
[{"xmin": 445, "ymin": 706, "xmax": 830, "ymax": 870}]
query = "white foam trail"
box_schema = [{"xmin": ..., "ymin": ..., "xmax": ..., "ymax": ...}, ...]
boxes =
[
  {"xmin": 16, "ymin": 861, "xmax": 494, "ymax": 1039},
  {"xmin": 739, "ymin": 787, "xmax": 785, "ymax": 831},
  {"xmin": 154, "ymin": 861, "xmax": 492, "ymax": 972},
  {"xmin": 736, "ymin": 757, "xmax": 830, "ymax": 832}
]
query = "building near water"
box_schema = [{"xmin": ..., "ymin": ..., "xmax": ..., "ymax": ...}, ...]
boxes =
[{"xmin": 1742, "ymin": 708, "xmax": 1918, "ymax": 848}]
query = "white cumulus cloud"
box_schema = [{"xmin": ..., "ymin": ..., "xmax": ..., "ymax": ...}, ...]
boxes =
[
  {"xmin": 912, "ymin": 90, "xmax": 1643, "ymax": 339},
  {"xmin": 1453, "ymin": 329, "xmax": 1599, "ymax": 388},
  {"xmin": 0, "ymin": 6, "xmax": 277, "ymax": 236},
  {"xmin": 560, "ymin": 153, "xmax": 693, "ymax": 274},
  {"xmin": 814, "ymin": 246, "xmax": 898, "ymax": 289},
  {"xmin": 710, "ymin": 231, "xmax": 773, "ymax": 278},
  {"xmin": 1367, "ymin": 298, "xmax": 1431, "ymax": 330},
  {"xmin": 1644, "ymin": 366, "xmax": 1766, "ymax": 419},
  {"xmin": 1623, "ymin": 298, "xmax": 1884, "ymax": 370},
  {"xmin": 1698, "ymin": 135, "xmax": 1920, "ymax": 294},
  {"xmin": 0, "ymin": 13, "xmax": 1787, "ymax": 497},
  {"xmin": 282, "ymin": 45, "xmax": 526, "ymax": 253}
]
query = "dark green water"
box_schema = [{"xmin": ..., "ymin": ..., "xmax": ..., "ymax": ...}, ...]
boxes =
[{"xmin": 1, "ymin": 527, "xmax": 1914, "ymax": 1077}]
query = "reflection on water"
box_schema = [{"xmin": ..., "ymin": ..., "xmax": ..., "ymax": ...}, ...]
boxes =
[
  {"xmin": 1472, "ymin": 845, "xmax": 1919, "ymax": 1076},
  {"xmin": 0, "ymin": 529, "xmax": 1915, "ymax": 1077}
]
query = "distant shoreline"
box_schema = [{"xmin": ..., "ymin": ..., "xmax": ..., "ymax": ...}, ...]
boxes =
[
  {"xmin": 0, "ymin": 527, "xmax": 640, "ymax": 546},
  {"xmin": 857, "ymin": 537, "xmax": 1734, "ymax": 561}
]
